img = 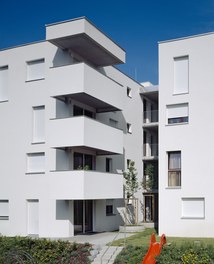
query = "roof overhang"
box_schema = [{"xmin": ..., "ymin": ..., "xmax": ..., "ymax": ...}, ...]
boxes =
[{"xmin": 46, "ymin": 17, "xmax": 126, "ymax": 67}]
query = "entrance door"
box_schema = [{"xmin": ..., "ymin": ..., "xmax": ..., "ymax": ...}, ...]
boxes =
[
  {"xmin": 74, "ymin": 200, "xmax": 93, "ymax": 234},
  {"xmin": 27, "ymin": 200, "xmax": 39, "ymax": 235}
]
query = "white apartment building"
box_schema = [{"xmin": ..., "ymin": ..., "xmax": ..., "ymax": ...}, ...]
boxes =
[
  {"xmin": 0, "ymin": 17, "xmax": 144, "ymax": 237},
  {"xmin": 159, "ymin": 33, "xmax": 214, "ymax": 237}
]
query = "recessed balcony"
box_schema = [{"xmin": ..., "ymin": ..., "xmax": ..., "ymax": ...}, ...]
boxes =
[
  {"xmin": 49, "ymin": 170, "xmax": 123, "ymax": 199},
  {"xmin": 143, "ymin": 110, "xmax": 159, "ymax": 127},
  {"xmin": 48, "ymin": 63, "xmax": 124, "ymax": 112},
  {"xmin": 143, "ymin": 143, "xmax": 158, "ymax": 160},
  {"xmin": 49, "ymin": 116, "xmax": 123, "ymax": 155}
]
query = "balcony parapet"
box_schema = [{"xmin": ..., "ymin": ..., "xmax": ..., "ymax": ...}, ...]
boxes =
[
  {"xmin": 49, "ymin": 170, "xmax": 123, "ymax": 199},
  {"xmin": 48, "ymin": 62, "xmax": 124, "ymax": 112}
]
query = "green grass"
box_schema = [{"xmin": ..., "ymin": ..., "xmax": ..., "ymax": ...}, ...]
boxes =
[{"xmin": 109, "ymin": 228, "xmax": 214, "ymax": 247}]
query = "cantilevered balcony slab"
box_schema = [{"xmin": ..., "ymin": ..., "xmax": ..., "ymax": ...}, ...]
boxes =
[
  {"xmin": 49, "ymin": 170, "xmax": 123, "ymax": 200},
  {"xmin": 49, "ymin": 63, "xmax": 124, "ymax": 112},
  {"xmin": 49, "ymin": 116, "xmax": 123, "ymax": 155},
  {"xmin": 46, "ymin": 17, "xmax": 125, "ymax": 66}
]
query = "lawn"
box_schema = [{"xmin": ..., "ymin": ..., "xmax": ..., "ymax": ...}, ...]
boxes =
[
  {"xmin": 110, "ymin": 228, "xmax": 214, "ymax": 247},
  {"xmin": 112, "ymin": 229, "xmax": 214, "ymax": 264}
]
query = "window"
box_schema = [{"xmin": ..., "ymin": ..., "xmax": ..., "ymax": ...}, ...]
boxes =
[
  {"xmin": 73, "ymin": 152, "xmax": 94, "ymax": 170},
  {"xmin": 127, "ymin": 87, "xmax": 132, "ymax": 98},
  {"xmin": 106, "ymin": 158, "xmax": 112, "ymax": 172},
  {"xmin": 168, "ymin": 151, "xmax": 181, "ymax": 187},
  {"xmin": 106, "ymin": 200, "xmax": 114, "ymax": 216},
  {"xmin": 167, "ymin": 103, "xmax": 189, "ymax": 124},
  {"xmin": 127, "ymin": 123, "xmax": 132, "ymax": 134},
  {"xmin": 181, "ymin": 198, "xmax": 205, "ymax": 219},
  {"xmin": 27, "ymin": 153, "xmax": 45, "ymax": 173},
  {"xmin": 27, "ymin": 59, "xmax": 45, "ymax": 81},
  {"xmin": 0, "ymin": 66, "xmax": 9, "ymax": 101},
  {"xmin": 33, "ymin": 106, "xmax": 45, "ymax": 143},
  {"xmin": 174, "ymin": 56, "xmax": 189, "ymax": 94},
  {"xmin": 0, "ymin": 200, "xmax": 9, "ymax": 220},
  {"xmin": 73, "ymin": 105, "xmax": 94, "ymax": 119}
]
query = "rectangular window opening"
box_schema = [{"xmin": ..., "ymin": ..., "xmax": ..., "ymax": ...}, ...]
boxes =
[
  {"xmin": 0, "ymin": 200, "xmax": 9, "ymax": 220},
  {"xmin": 27, "ymin": 152, "xmax": 45, "ymax": 173},
  {"xmin": 167, "ymin": 103, "xmax": 189, "ymax": 125},
  {"xmin": 174, "ymin": 56, "xmax": 189, "ymax": 95},
  {"xmin": 26, "ymin": 59, "xmax": 45, "ymax": 81},
  {"xmin": 168, "ymin": 151, "xmax": 181, "ymax": 187},
  {"xmin": 181, "ymin": 198, "xmax": 205, "ymax": 219},
  {"xmin": 33, "ymin": 106, "xmax": 45, "ymax": 143}
]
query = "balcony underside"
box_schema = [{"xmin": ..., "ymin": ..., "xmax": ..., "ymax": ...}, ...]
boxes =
[{"xmin": 54, "ymin": 92, "xmax": 120, "ymax": 113}]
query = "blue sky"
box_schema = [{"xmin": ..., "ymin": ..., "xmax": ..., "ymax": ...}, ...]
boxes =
[{"xmin": 0, "ymin": 0, "xmax": 214, "ymax": 84}]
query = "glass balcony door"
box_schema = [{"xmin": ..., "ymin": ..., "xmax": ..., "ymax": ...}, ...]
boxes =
[{"xmin": 74, "ymin": 200, "xmax": 93, "ymax": 234}]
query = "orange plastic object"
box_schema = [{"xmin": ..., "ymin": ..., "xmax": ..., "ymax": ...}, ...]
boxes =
[{"xmin": 142, "ymin": 233, "xmax": 166, "ymax": 264}]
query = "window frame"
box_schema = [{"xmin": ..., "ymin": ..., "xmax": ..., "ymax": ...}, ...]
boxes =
[
  {"xmin": 168, "ymin": 151, "xmax": 181, "ymax": 187},
  {"xmin": 166, "ymin": 103, "xmax": 189, "ymax": 125}
]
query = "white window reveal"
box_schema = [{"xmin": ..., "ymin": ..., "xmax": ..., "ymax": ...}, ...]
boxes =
[
  {"xmin": 27, "ymin": 59, "xmax": 45, "ymax": 81},
  {"xmin": 33, "ymin": 106, "xmax": 45, "ymax": 143},
  {"xmin": 0, "ymin": 200, "xmax": 9, "ymax": 220},
  {"xmin": 0, "ymin": 66, "xmax": 9, "ymax": 101},
  {"xmin": 181, "ymin": 198, "xmax": 205, "ymax": 219},
  {"xmin": 127, "ymin": 87, "xmax": 132, "ymax": 98},
  {"xmin": 27, "ymin": 153, "xmax": 45, "ymax": 173},
  {"xmin": 174, "ymin": 56, "xmax": 189, "ymax": 94},
  {"xmin": 167, "ymin": 103, "xmax": 189, "ymax": 124}
]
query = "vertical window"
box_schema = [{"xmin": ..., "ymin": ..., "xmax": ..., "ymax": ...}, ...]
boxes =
[
  {"xmin": 27, "ymin": 59, "xmax": 45, "ymax": 81},
  {"xmin": 167, "ymin": 103, "xmax": 189, "ymax": 124},
  {"xmin": 127, "ymin": 123, "xmax": 132, "ymax": 134},
  {"xmin": 127, "ymin": 159, "xmax": 131, "ymax": 168},
  {"xmin": 106, "ymin": 158, "xmax": 112, "ymax": 172},
  {"xmin": 0, "ymin": 200, "xmax": 9, "ymax": 220},
  {"xmin": 127, "ymin": 87, "xmax": 132, "ymax": 98},
  {"xmin": 33, "ymin": 106, "xmax": 45, "ymax": 143},
  {"xmin": 168, "ymin": 151, "xmax": 181, "ymax": 187},
  {"xmin": 0, "ymin": 66, "xmax": 9, "ymax": 101},
  {"xmin": 106, "ymin": 200, "xmax": 114, "ymax": 216},
  {"xmin": 174, "ymin": 56, "xmax": 189, "ymax": 94},
  {"xmin": 27, "ymin": 153, "xmax": 45, "ymax": 173}
]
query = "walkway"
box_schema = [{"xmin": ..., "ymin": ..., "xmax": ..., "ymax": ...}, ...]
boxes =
[{"xmin": 66, "ymin": 232, "xmax": 134, "ymax": 263}]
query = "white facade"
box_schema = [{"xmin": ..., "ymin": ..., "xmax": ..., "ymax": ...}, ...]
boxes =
[
  {"xmin": 159, "ymin": 33, "xmax": 214, "ymax": 237},
  {"xmin": 0, "ymin": 17, "xmax": 144, "ymax": 237}
]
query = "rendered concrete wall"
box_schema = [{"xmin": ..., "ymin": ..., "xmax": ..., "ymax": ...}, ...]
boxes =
[{"xmin": 159, "ymin": 33, "xmax": 214, "ymax": 237}]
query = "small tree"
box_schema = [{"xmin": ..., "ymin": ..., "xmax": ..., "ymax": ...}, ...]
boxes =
[
  {"xmin": 123, "ymin": 160, "xmax": 139, "ymax": 199},
  {"xmin": 142, "ymin": 163, "xmax": 156, "ymax": 191}
]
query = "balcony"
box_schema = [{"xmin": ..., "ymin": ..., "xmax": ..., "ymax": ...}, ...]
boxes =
[
  {"xmin": 49, "ymin": 170, "xmax": 123, "ymax": 199},
  {"xmin": 143, "ymin": 143, "xmax": 158, "ymax": 160},
  {"xmin": 49, "ymin": 116, "xmax": 123, "ymax": 155},
  {"xmin": 143, "ymin": 110, "xmax": 158, "ymax": 125},
  {"xmin": 46, "ymin": 17, "xmax": 125, "ymax": 66},
  {"xmin": 48, "ymin": 63, "xmax": 124, "ymax": 112}
]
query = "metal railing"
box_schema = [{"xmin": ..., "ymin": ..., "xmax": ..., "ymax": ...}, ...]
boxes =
[{"xmin": 143, "ymin": 110, "xmax": 158, "ymax": 123}]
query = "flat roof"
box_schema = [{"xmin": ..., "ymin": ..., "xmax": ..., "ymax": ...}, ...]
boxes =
[{"xmin": 158, "ymin": 31, "xmax": 214, "ymax": 44}]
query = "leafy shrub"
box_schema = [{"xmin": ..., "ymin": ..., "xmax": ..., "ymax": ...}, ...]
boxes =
[
  {"xmin": 114, "ymin": 242, "xmax": 214, "ymax": 264},
  {"xmin": 0, "ymin": 236, "xmax": 92, "ymax": 264}
]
